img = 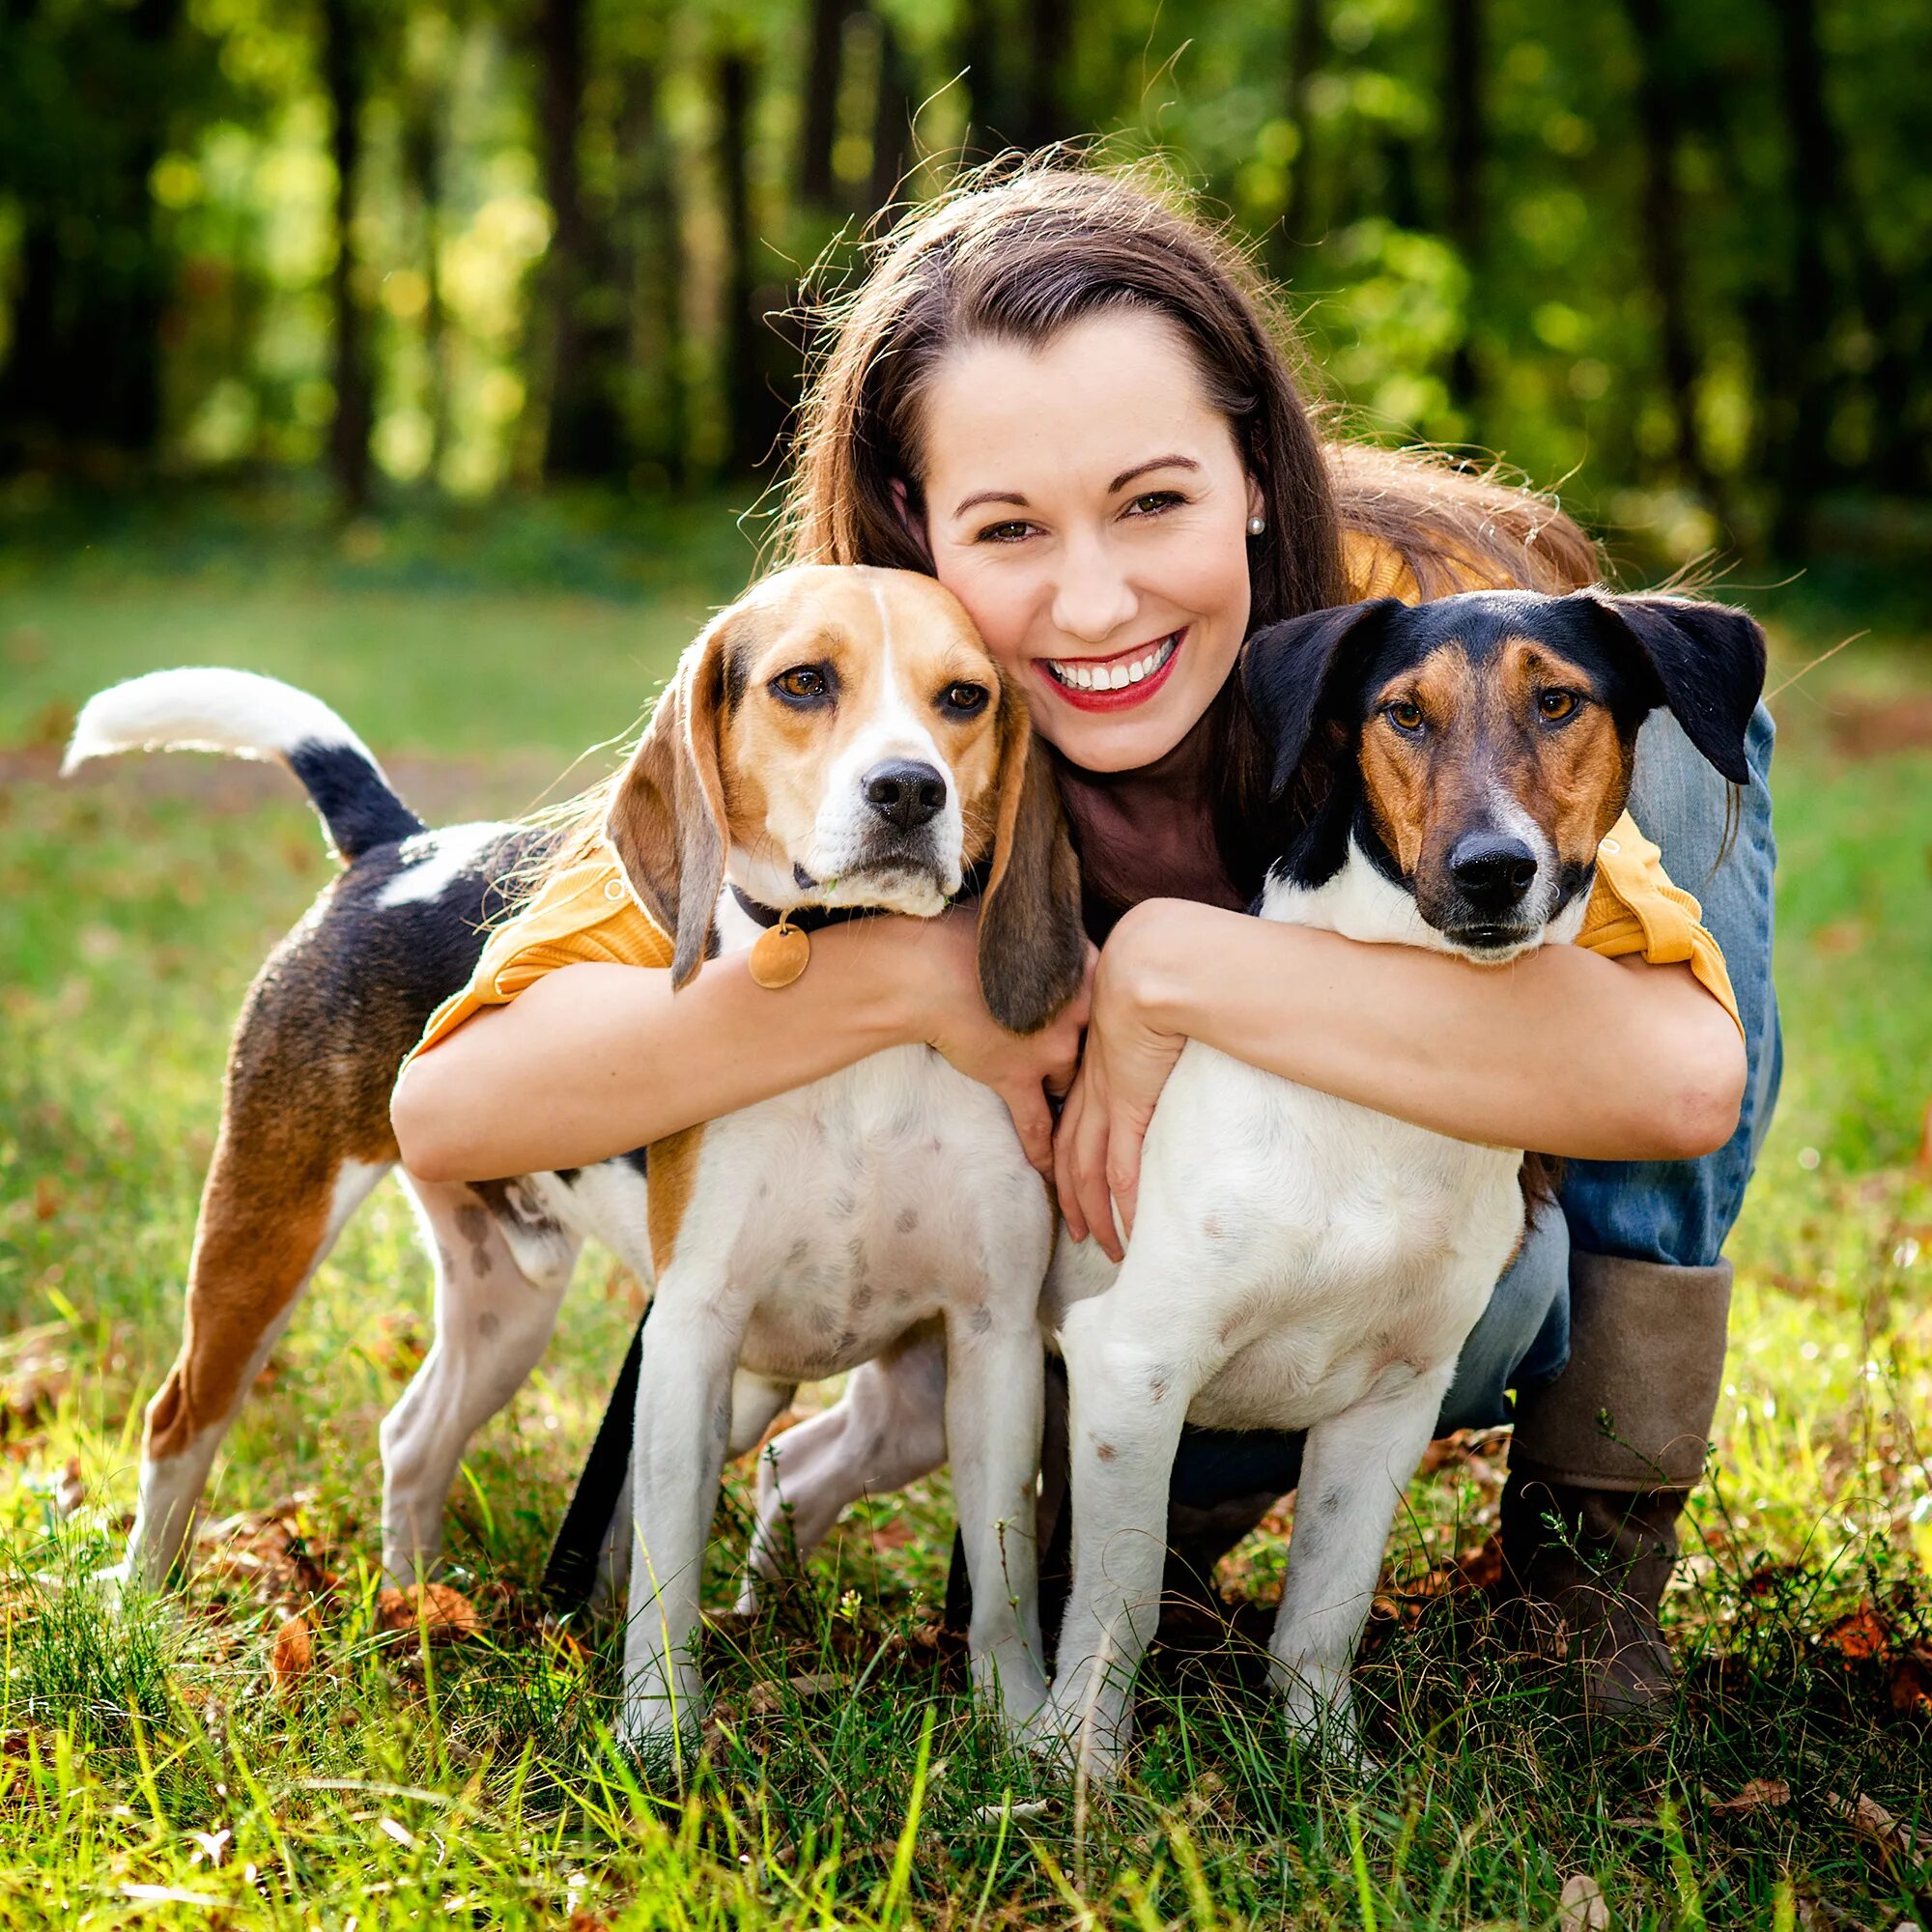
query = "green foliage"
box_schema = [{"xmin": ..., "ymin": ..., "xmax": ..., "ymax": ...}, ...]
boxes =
[{"xmin": 3, "ymin": 0, "xmax": 1928, "ymax": 556}]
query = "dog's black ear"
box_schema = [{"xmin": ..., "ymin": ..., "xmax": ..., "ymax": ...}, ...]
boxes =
[
  {"xmin": 977, "ymin": 694, "xmax": 1086, "ymax": 1036},
  {"xmin": 1580, "ymin": 594, "xmax": 1766, "ymax": 785},
  {"xmin": 605, "ymin": 610, "xmax": 734, "ymax": 988},
  {"xmin": 1240, "ymin": 598, "xmax": 1404, "ymax": 797}
]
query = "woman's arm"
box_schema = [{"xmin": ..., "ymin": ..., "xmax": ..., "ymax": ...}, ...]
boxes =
[
  {"xmin": 1057, "ymin": 896, "xmax": 1747, "ymax": 1259},
  {"xmin": 392, "ymin": 908, "xmax": 1088, "ymax": 1183}
]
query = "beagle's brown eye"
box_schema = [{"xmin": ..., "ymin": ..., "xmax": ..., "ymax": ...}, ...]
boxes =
[
  {"xmin": 1538, "ymin": 690, "xmax": 1579, "ymax": 722},
  {"xmin": 1386, "ymin": 699, "xmax": 1425, "ymax": 735},
  {"xmin": 941, "ymin": 681, "xmax": 990, "ymax": 717},
  {"xmin": 773, "ymin": 665, "xmax": 832, "ymax": 703}
]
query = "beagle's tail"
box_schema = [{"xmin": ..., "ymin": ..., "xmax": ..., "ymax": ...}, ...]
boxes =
[{"xmin": 63, "ymin": 667, "xmax": 426, "ymax": 864}]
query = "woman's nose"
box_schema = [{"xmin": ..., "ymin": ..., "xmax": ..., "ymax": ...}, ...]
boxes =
[{"xmin": 1048, "ymin": 530, "xmax": 1139, "ymax": 647}]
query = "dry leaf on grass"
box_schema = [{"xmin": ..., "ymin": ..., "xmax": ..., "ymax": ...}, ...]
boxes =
[
  {"xmin": 747, "ymin": 1671, "xmax": 846, "ymax": 1716},
  {"xmin": 376, "ymin": 1582, "xmax": 481, "ymax": 1641},
  {"xmin": 1557, "ymin": 1873, "xmax": 1609, "ymax": 1931},
  {"xmin": 1819, "ymin": 1605, "xmax": 1892, "ymax": 1662},
  {"xmin": 270, "ymin": 1615, "xmax": 315, "ymax": 1694},
  {"xmin": 1824, "ymin": 1790, "xmax": 1929, "ymax": 1858},
  {"xmin": 1708, "ymin": 1777, "xmax": 1792, "ymax": 1817}
]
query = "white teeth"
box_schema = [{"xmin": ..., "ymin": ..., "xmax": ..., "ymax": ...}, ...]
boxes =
[{"xmin": 1045, "ymin": 633, "xmax": 1179, "ymax": 694}]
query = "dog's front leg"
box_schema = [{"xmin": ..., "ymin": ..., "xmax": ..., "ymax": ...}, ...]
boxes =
[
  {"xmin": 1038, "ymin": 1293, "xmax": 1191, "ymax": 1779},
  {"xmin": 616, "ymin": 1291, "xmax": 741, "ymax": 1755},
  {"xmin": 1265, "ymin": 1368, "xmax": 1452, "ymax": 1754},
  {"xmin": 945, "ymin": 1310, "xmax": 1047, "ymax": 1733}
]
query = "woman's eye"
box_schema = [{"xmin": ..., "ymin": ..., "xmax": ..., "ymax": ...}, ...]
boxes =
[
  {"xmin": 942, "ymin": 681, "xmax": 990, "ymax": 716},
  {"xmin": 1125, "ymin": 491, "xmax": 1183, "ymax": 518},
  {"xmin": 1538, "ymin": 690, "xmax": 1579, "ymax": 722},
  {"xmin": 1386, "ymin": 699, "xmax": 1425, "ymax": 734},
  {"xmin": 977, "ymin": 521, "xmax": 1034, "ymax": 545},
  {"xmin": 774, "ymin": 666, "xmax": 831, "ymax": 701}
]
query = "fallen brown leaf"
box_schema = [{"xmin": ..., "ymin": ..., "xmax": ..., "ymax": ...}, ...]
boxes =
[
  {"xmin": 1823, "ymin": 1789, "xmax": 1928, "ymax": 1858},
  {"xmin": 1887, "ymin": 1645, "xmax": 1932, "ymax": 1717},
  {"xmin": 376, "ymin": 1583, "xmax": 481, "ymax": 1641},
  {"xmin": 1709, "ymin": 1777, "xmax": 1792, "ymax": 1817},
  {"xmin": 270, "ymin": 1616, "xmax": 314, "ymax": 1695},
  {"xmin": 1819, "ymin": 1605, "xmax": 1892, "ymax": 1663},
  {"xmin": 1557, "ymin": 1872, "xmax": 1609, "ymax": 1931}
]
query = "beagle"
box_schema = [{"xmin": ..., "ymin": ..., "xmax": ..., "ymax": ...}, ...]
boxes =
[
  {"xmin": 746, "ymin": 590, "xmax": 1766, "ymax": 1774},
  {"xmin": 65, "ymin": 564, "xmax": 1086, "ymax": 1749}
]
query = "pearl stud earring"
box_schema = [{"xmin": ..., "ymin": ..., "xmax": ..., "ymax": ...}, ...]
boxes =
[{"xmin": 1247, "ymin": 515, "xmax": 1266, "ymax": 536}]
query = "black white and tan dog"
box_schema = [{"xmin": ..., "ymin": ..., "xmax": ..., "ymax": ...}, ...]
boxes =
[
  {"xmin": 743, "ymin": 588, "xmax": 1765, "ymax": 1772},
  {"xmin": 64, "ymin": 565, "xmax": 1087, "ymax": 1748}
]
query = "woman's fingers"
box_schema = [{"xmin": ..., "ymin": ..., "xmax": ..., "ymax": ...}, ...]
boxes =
[
  {"xmin": 1054, "ymin": 1074, "xmax": 1090, "ymax": 1240},
  {"xmin": 1104, "ymin": 1105, "xmax": 1146, "ymax": 1238},
  {"xmin": 1070, "ymin": 1095, "xmax": 1123, "ymax": 1264},
  {"xmin": 1003, "ymin": 1081, "xmax": 1056, "ymax": 1178}
]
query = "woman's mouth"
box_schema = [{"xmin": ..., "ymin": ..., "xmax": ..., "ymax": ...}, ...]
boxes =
[{"xmin": 1037, "ymin": 630, "xmax": 1184, "ymax": 711}]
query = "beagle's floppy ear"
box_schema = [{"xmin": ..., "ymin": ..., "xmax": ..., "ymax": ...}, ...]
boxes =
[
  {"xmin": 1240, "ymin": 598, "xmax": 1404, "ymax": 797},
  {"xmin": 1579, "ymin": 593, "xmax": 1766, "ymax": 785},
  {"xmin": 977, "ymin": 692, "xmax": 1086, "ymax": 1036},
  {"xmin": 605, "ymin": 611, "xmax": 732, "ymax": 988}
]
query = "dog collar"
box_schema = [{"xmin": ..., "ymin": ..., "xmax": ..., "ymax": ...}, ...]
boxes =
[{"xmin": 731, "ymin": 860, "xmax": 993, "ymax": 990}]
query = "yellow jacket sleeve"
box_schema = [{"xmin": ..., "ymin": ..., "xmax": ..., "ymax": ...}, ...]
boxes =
[
  {"xmin": 405, "ymin": 849, "xmax": 674, "ymax": 1065},
  {"xmin": 1345, "ymin": 529, "xmax": 1741, "ymax": 1036},
  {"xmin": 1577, "ymin": 814, "xmax": 1742, "ymax": 1036}
]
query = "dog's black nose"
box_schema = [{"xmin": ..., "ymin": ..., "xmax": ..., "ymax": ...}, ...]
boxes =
[
  {"xmin": 863, "ymin": 760, "xmax": 948, "ymax": 832},
  {"xmin": 1448, "ymin": 832, "xmax": 1539, "ymax": 905}
]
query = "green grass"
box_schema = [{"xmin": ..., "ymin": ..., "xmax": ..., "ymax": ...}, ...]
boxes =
[{"xmin": 2, "ymin": 506, "xmax": 1930, "ymax": 1927}]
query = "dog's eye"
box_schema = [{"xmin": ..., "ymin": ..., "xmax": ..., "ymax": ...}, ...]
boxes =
[
  {"xmin": 941, "ymin": 681, "xmax": 990, "ymax": 717},
  {"xmin": 1538, "ymin": 690, "xmax": 1579, "ymax": 722},
  {"xmin": 773, "ymin": 666, "xmax": 832, "ymax": 703},
  {"xmin": 1385, "ymin": 699, "xmax": 1425, "ymax": 735}
]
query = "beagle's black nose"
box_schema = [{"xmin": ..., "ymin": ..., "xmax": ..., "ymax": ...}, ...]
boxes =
[
  {"xmin": 864, "ymin": 760, "xmax": 948, "ymax": 832},
  {"xmin": 1448, "ymin": 832, "xmax": 1538, "ymax": 905}
]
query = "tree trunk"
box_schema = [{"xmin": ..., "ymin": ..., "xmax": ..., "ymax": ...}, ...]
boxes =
[
  {"xmin": 799, "ymin": 0, "xmax": 858, "ymax": 209},
  {"xmin": 619, "ymin": 53, "xmax": 688, "ymax": 488},
  {"xmin": 1622, "ymin": 0, "xmax": 1729, "ymax": 533},
  {"xmin": 718, "ymin": 50, "xmax": 781, "ymax": 475},
  {"xmin": 867, "ymin": 13, "xmax": 917, "ymax": 216},
  {"xmin": 320, "ymin": 0, "xmax": 372, "ymax": 513},
  {"xmin": 1769, "ymin": 0, "xmax": 1834, "ymax": 555},
  {"xmin": 1442, "ymin": 0, "xmax": 1483, "ymax": 410},
  {"xmin": 0, "ymin": 0, "xmax": 180, "ymax": 469},
  {"xmin": 536, "ymin": 0, "xmax": 626, "ymax": 479},
  {"xmin": 959, "ymin": 0, "xmax": 1007, "ymax": 148},
  {"xmin": 402, "ymin": 67, "xmax": 448, "ymax": 483},
  {"xmin": 1277, "ymin": 0, "xmax": 1325, "ymax": 265},
  {"xmin": 1017, "ymin": 0, "xmax": 1070, "ymax": 153}
]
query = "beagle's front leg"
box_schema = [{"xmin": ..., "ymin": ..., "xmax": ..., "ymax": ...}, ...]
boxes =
[
  {"xmin": 616, "ymin": 1288, "xmax": 743, "ymax": 1754},
  {"xmin": 1038, "ymin": 1286, "xmax": 1197, "ymax": 1779},
  {"xmin": 944, "ymin": 1306, "xmax": 1048, "ymax": 1732}
]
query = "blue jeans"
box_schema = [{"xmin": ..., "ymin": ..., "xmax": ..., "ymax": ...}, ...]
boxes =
[{"xmin": 1168, "ymin": 703, "xmax": 1780, "ymax": 1514}]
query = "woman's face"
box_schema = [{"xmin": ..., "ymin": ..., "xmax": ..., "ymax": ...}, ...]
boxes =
[{"xmin": 913, "ymin": 308, "xmax": 1264, "ymax": 774}]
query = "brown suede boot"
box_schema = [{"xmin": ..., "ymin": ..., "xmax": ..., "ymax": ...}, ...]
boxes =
[
  {"xmin": 1502, "ymin": 1252, "xmax": 1733, "ymax": 1719},
  {"xmin": 1497, "ymin": 1475, "xmax": 1687, "ymax": 1715}
]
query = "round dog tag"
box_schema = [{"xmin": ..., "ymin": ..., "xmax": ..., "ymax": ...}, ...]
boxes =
[{"xmin": 748, "ymin": 916, "xmax": 810, "ymax": 989}]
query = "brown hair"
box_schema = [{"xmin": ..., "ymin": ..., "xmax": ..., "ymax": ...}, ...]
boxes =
[{"xmin": 774, "ymin": 158, "xmax": 1601, "ymax": 899}]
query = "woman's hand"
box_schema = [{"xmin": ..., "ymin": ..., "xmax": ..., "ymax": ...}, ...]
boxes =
[
  {"xmin": 899, "ymin": 905, "xmax": 1094, "ymax": 1177},
  {"xmin": 1054, "ymin": 900, "xmax": 1191, "ymax": 1262}
]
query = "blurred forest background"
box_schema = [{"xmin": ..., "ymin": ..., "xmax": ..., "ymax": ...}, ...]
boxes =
[{"xmin": 3, "ymin": 0, "xmax": 1928, "ymax": 568}]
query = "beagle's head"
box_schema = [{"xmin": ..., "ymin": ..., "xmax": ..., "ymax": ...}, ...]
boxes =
[
  {"xmin": 606, "ymin": 564, "xmax": 1086, "ymax": 1032},
  {"xmin": 1242, "ymin": 588, "xmax": 1767, "ymax": 960}
]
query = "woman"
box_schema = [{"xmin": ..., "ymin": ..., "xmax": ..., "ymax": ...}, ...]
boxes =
[{"xmin": 393, "ymin": 164, "xmax": 1777, "ymax": 1718}]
